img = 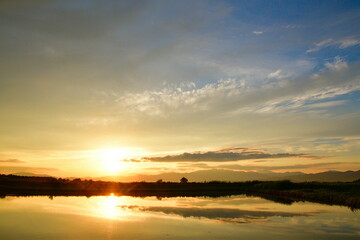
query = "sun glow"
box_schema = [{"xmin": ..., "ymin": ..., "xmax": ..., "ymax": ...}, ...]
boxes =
[{"xmin": 96, "ymin": 148, "xmax": 133, "ymax": 174}]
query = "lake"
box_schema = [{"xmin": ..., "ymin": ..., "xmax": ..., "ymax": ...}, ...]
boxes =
[{"xmin": 0, "ymin": 194, "xmax": 359, "ymax": 239}]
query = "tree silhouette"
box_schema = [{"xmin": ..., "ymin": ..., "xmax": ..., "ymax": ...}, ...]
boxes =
[{"xmin": 180, "ymin": 177, "xmax": 188, "ymax": 184}]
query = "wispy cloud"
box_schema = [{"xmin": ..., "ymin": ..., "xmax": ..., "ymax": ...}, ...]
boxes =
[
  {"xmin": 119, "ymin": 62, "xmax": 359, "ymax": 116},
  {"xmin": 282, "ymin": 24, "xmax": 302, "ymax": 29},
  {"xmin": 324, "ymin": 56, "xmax": 348, "ymax": 71},
  {"xmin": 307, "ymin": 38, "xmax": 360, "ymax": 53},
  {"xmin": 267, "ymin": 69, "xmax": 291, "ymax": 80},
  {"xmin": 301, "ymin": 100, "xmax": 348, "ymax": 110}
]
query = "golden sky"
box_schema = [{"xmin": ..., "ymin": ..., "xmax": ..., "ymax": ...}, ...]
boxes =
[{"xmin": 0, "ymin": 1, "xmax": 359, "ymax": 179}]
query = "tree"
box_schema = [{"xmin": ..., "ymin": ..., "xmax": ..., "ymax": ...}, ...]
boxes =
[
  {"xmin": 156, "ymin": 179, "xmax": 163, "ymax": 183},
  {"xmin": 180, "ymin": 177, "xmax": 188, "ymax": 184}
]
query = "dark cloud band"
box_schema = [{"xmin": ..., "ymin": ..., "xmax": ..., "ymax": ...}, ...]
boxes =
[{"xmin": 142, "ymin": 148, "xmax": 317, "ymax": 162}]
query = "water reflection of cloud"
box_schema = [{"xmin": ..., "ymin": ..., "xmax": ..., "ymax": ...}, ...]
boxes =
[
  {"xmin": 119, "ymin": 205, "xmax": 316, "ymax": 224},
  {"xmin": 173, "ymin": 196, "xmax": 271, "ymax": 209}
]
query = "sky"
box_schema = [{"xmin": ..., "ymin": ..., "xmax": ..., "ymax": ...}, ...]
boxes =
[{"xmin": 0, "ymin": 0, "xmax": 359, "ymax": 179}]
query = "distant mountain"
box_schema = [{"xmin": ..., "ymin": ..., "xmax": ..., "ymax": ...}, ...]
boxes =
[
  {"xmin": 11, "ymin": 170, "xmax": 359, "ymax": 182},
  {"xmin": 98, "ymin": 170, "xmax": 360, "ymax": 183},
  {"xmin": 97, "ymin": 170, "xmax": 265, "ymax": 182},
  {"xmin": 271, "ymin": 170, "xmax": 360, "ymax": 182},
  {"xmin": 11, "ymin": 172, "xmax": 53, "ymax": 177}
]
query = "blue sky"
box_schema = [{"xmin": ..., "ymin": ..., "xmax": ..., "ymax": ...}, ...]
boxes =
[{"xmin": 0, "ymin": 0, "xmax": 359, "ymax": 177}]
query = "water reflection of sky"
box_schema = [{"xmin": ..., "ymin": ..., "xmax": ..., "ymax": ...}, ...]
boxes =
[{"xmin": 0, "ymin": 195, "xmax": 359, "ymax": 239}]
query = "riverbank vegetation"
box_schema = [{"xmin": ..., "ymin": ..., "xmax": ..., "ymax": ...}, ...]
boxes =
[{"xmin": 1, "ymin": 174, "xmax": 359, "ymax": 210}]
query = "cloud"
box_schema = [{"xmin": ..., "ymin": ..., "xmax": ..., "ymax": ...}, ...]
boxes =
[
  {"xmin": 307, "ymin": 38, "xmax": 360, "ymax": 53},
  {"xmin": 0, "ymin": 159, "xmax": 24, "ymax": 163},
  {"xmin": 217, "ymin": 162, "xmax": 357, "ymax": 172},
  {"xmin": 267, "ymin": 69, "xmax": 292, "ymax": 80},
  {"xmin": 301, "ymin": 100, "xmax": 347, "ymax": 109},
  {"xmin": 267, "ymin": 69, "xmax": 283, "ymax": 79},
  {"xmin": 252, "ymin": 30, "xmax": 263, "ymax": 35},
  {"xmin": 178, "ymin": 162, "xmax": 345, "ymax": 172},
  {"xmin": 283, "ymin": 25, "xmax": 302, "ymax": 29},
  {"xmin": 324, "ymin": 56, "xmax": 348, "ymax": 71},
  {"xmin": 120, "ymin": 61, "xmax": 359, "ymax": 117},
  {"xmin": 307, "ymin": 38, "xmax": 334, "ymax": 53},
  {"xmin": 122, "ymin": 159, "xmax": 142, "ymax": 163},
  {"xmin": 339, "ymin": 39, "xmax": 360, "ymax": 48},
  {"xmin": 142, "ymin": 148, "xmax": 315, "ymax": 162}
]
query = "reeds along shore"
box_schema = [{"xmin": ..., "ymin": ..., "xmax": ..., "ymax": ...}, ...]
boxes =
[{"xmin": 0, "ymin": 174, "xmax": 359, "ymax": 210}]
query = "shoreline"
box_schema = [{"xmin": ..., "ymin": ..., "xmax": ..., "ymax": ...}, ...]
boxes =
[{"xmin": 1, "ymin": 174, "xmax": 359, "ymax": 210}]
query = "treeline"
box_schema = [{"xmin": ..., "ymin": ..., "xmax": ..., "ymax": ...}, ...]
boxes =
[{"xmin": 0, "ymin": 174, "xmax": 359, "ymax": 209}]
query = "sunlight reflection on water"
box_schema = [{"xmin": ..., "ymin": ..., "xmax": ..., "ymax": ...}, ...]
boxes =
[
  {"xmin": 96, "ymin": 193, "xmax": 121, "ymax": 219},
  {"xmin": 0, "ymin": 195, "xmax": 359, "ymax": 240}
]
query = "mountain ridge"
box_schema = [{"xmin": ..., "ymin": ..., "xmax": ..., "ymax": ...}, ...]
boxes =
[
  {"xmin": 7, "ymin": 170, "xmax": 360, "ymax": 182},
  {"xmin": 95, "ymin": 169, "xmax": 360, "ymax": 182}
]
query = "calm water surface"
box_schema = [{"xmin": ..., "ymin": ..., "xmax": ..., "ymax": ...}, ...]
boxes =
[{"xmin": 0, "ymin": 195, "xmax": 359, "ymax": 239}]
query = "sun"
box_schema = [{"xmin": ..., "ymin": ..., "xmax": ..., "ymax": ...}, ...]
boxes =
[{"xmin": 96, "ymin": 148, "xmax": 131, "ymax": 174}]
